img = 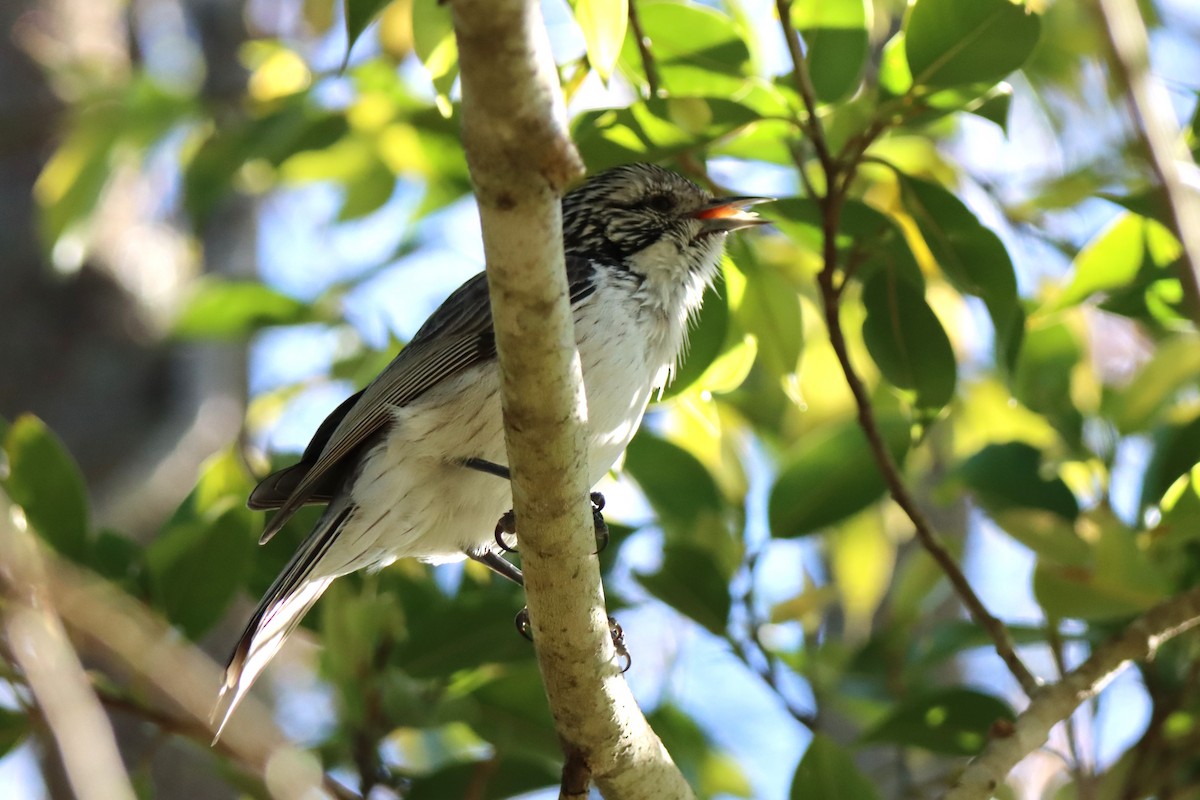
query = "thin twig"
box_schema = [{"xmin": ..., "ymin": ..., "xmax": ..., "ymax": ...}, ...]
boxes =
[
  {"xmin": 945, "ymin": 586, "xmax": 1200, "ymax": 800},
  {"xmin": 1093, "ymin": 0, "xmax": 1200, "ymax": 325},
  {"xmin": 775, "ymin": 0, "xmax": 833, "ymax": 177},
  {"xmin": 1048, "ymin": 623, "xmax": 1092, "ymax": 798},
  {"xmin": 627, "ymin": 0, "xmax": 660, "ymax": 98},
  {"xmin": 775, "ymin": 0, "xmax": 1040, "ymax": 699},
  {"xmin": 815, "ymin": 262, "xmax": 1040, "ymax": 697}
]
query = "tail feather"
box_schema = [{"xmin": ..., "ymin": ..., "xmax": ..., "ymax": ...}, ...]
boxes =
[{"xmin": 212, "ymin": 497, "xmax": 354, "ymax": 741}]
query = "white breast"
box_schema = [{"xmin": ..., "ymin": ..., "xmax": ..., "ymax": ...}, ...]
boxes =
[{"xmin": 321, "ymin": 263, "xmax": 700, "ymax": 575}]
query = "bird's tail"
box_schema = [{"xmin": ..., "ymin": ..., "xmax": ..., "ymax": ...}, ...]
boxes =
[{"xmin": 211, "ymin": 495, "xmax": 355, "ymax": 741}]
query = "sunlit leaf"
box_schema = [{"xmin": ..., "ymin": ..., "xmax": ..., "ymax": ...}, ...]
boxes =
[
  {"xmin": 861, "ymin": 272, "xmax": 958, "ymax": 411},
  {"xmin": 573, "ymin": 0, "xmax": 628, "ymax": 82},
  {"xmin": 2, "ymin": 415, "xmax": 90, "ymax": 562},
  {"xmin": 792, "ymin": 0, "xmax": 870, "ymax": 103},
  {"xmin": 412, "ymin": 0, "xmax": 458, "ymax": 103},
  {"xmin": 1141, "ymin": 414, "xmax": 1200, "ymax": 511},
  {"xmin": 791, "ymin": 734, "xmax": 879, "ymax": 800},
  {"xmin": 1052, "ymin": 212, "xmax": 1181, "ymax": 312},
  {"xmin": 905, "ymin": 0, "xmax": 1041, "ymax": 88},
  {"xmin": 864, "ymin": 688, "xmax": 1015, "ymax": 755},
  {"xmin": 617, "ymin": 0, "xmax": 751, "ymax": 96},
  {"xmin": 1107, "ymin": 335, "xmax": 1200, "ymax": 433},
  {"xmin": 574, "ymin": 98, "xmax": 759, "ymax": 171},
  {"xmin": 769, "ymin": 416, "xmax": 910, "ymax": 537}
]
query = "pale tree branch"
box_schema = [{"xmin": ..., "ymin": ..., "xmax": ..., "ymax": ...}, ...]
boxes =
[
  {"xmin": 0, "ymin": 507, "xmax": 347, "ymax": 800},
  {"xmin": 1094, "ymin": 0, "xmax": 1200, "ymax": 325},
  {"xmin": 944, "ymin": 586, "xmax": 1200, "ymax": 800},
  {"xmin": 448, "ymin": 1, "xmax": 693, "ymax": 798},
  {"xmin": 1, "ymin": 502, "xmax": 136, "ymax": 800}
]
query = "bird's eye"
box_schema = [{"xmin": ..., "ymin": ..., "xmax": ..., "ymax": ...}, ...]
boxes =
[{"xmin": 644, "ymin": 193, "xmax": 674, "ymax": 213}]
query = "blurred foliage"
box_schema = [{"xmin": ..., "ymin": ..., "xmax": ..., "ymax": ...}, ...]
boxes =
[{"xmin": 5, "ymin": 0, "xmax": 1200, "ymax": 797}]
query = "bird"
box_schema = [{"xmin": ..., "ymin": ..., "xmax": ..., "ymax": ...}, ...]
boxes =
[{"xmin": 212, "ymin": 162, "xmax": 769, "ymax": 737}]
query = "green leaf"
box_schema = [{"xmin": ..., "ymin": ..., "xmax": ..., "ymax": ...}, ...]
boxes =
[
  {"xmin": 1052, "ymin": 212, "xmax": 1180, "ymax": 312},
  {"xmin": 636, "ymin": 543, "xmax": 732, "ymax": 635},
  {"xmin": 912, "ymin": 621, "xmax": 1057, "ymax": 669},
  {"xmin": 92, "ymin": 529, "xmax": 142, "ymax": 584},
  {"xmin": 617, "ymin": 0, "xmax": 751, "ymax": 96},
  {"xmin": 405, "ymin": 756, "xmax": 558, "ymax": 800},
  {"xmin": 767, "ymin": 198, "xmax": 925, "ymax": 288},
  {"xmin": 573, "ymin": 0, "xmax": 628, "ymax": 82},
  {"xmin": 864, "ymin": 689, "xmax": 1015, "ymax": 755},
  {"xmin": 144, "ymin": 506, "xmax": 255, "ymax": 639},
  {"xmin": 792, "ymin": 0, "xmax": 870, "ymax": 102},
  {"xmin": 791, "ymin": 734, "xmax": 880, "ymax": 800},
  {"xmin": 337, "ymin": 163, "xmax": 396, "ymax": 220},
  {"xmin": 899, "ymin": 175, "xmax": 1022, "ymax": 371},
  {"xmin": 412, "ymin": 0, "xmax": 458, "ymax": 103},
  {"xmin": 732, "ymin": 243, "xmax": 804, "ymax": 383},
  {"xmin": 1141, "ymin": 414, "xmax": 1200, "ymax": 511},
  {"xmin": 343, "ymin": 0, "xmax": 392, "ymax": 62},
  {"xmin": 1034, "ymin": 514, "xmax": 1169, "ymax": 622},
  {"xmin": 2, "ymin": 415, "xmax": 90, "ymax": 562},
  {"xmin": 905, "ymin": 0, "xmax": 1041, "ymax": 89},
  {"xmin": 392, "ymin": 579, "xmax": 530, "ymax": 677},
  {"xmin": 573, "ymin": 98, "xmax": 760, "ymax": 171},
  {"xmin": 173, "ymin": 279, "xmax": 315, "ymax": 340},
  {"xmin": 624, "ymin": 431, "xmax": 723, "ymax": 532},
  {"xmin": 649, "ymin": 705, "xmax": 753, "ymax": 797},
  {"xmin": 0, "ymin": 708, "xmax": 29, "ymax": 759},
  {"xmin": 1012, "ymin": 321, "xmax": 1083, "ymax": 447},
  {"xmin": 958, "ymin": 442, "xmax": 1079, "ymax": 521},
  {"xmin": 466, "ymin": 664, "xmax": 562, "ymax": 761},
  {"xmin": 861, "ymin": 272, "xmax": 958, "ymax": 411},
  {"xmin": 1107, "ymin": 335, "xmax": 1200, "ymax": 433},
  {"xmin": 769, "ymin": 417, "xmax": 910, "ymax": 537}
]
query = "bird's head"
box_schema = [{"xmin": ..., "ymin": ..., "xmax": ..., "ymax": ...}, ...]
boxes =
[{"xmin": 562, "ymin": 163, "xmax": 769, "ymax": 284}]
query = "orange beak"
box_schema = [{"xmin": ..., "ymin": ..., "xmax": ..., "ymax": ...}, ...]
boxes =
[{"xmin": 690, "ymin": 196, "xmax": 773, "ymax": 233}]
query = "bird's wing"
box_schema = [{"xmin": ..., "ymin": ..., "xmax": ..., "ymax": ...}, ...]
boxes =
[{"xmin": 254, "ymin": 258, "xmax": 599, "ymax": 543}]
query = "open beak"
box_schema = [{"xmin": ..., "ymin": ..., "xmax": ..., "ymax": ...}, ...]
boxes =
[{"xmin": 690, "ymin": 196, "xmax": 773, "ymax": 234}]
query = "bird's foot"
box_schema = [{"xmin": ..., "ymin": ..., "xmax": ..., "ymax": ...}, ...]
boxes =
[
  {"xmin": 514, "ymin": 608, "xmax": 631, "ymax": 673},
  {"xmin": 493, "ymin": 491, "xmax": 608, "ymax": 555}
]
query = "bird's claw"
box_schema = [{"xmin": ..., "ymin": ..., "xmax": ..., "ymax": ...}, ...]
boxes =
[
  {"xmin": 494, "ymin": 509, "xmax": 518, "ymax": 553},
  {"xmin": 514, "ymin": 607, "xmax": 631, "ymax": 672},
  {"xmin": 609, "ymin": 615, "xmax": 631, "ymax": 673},
  {"xmin": 591, "ymin": 491, "xmax": 609, "ymax": 555},
  {"xmin": 515, "ymin": 606, "xmax": 532, "ymax": 640}
]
